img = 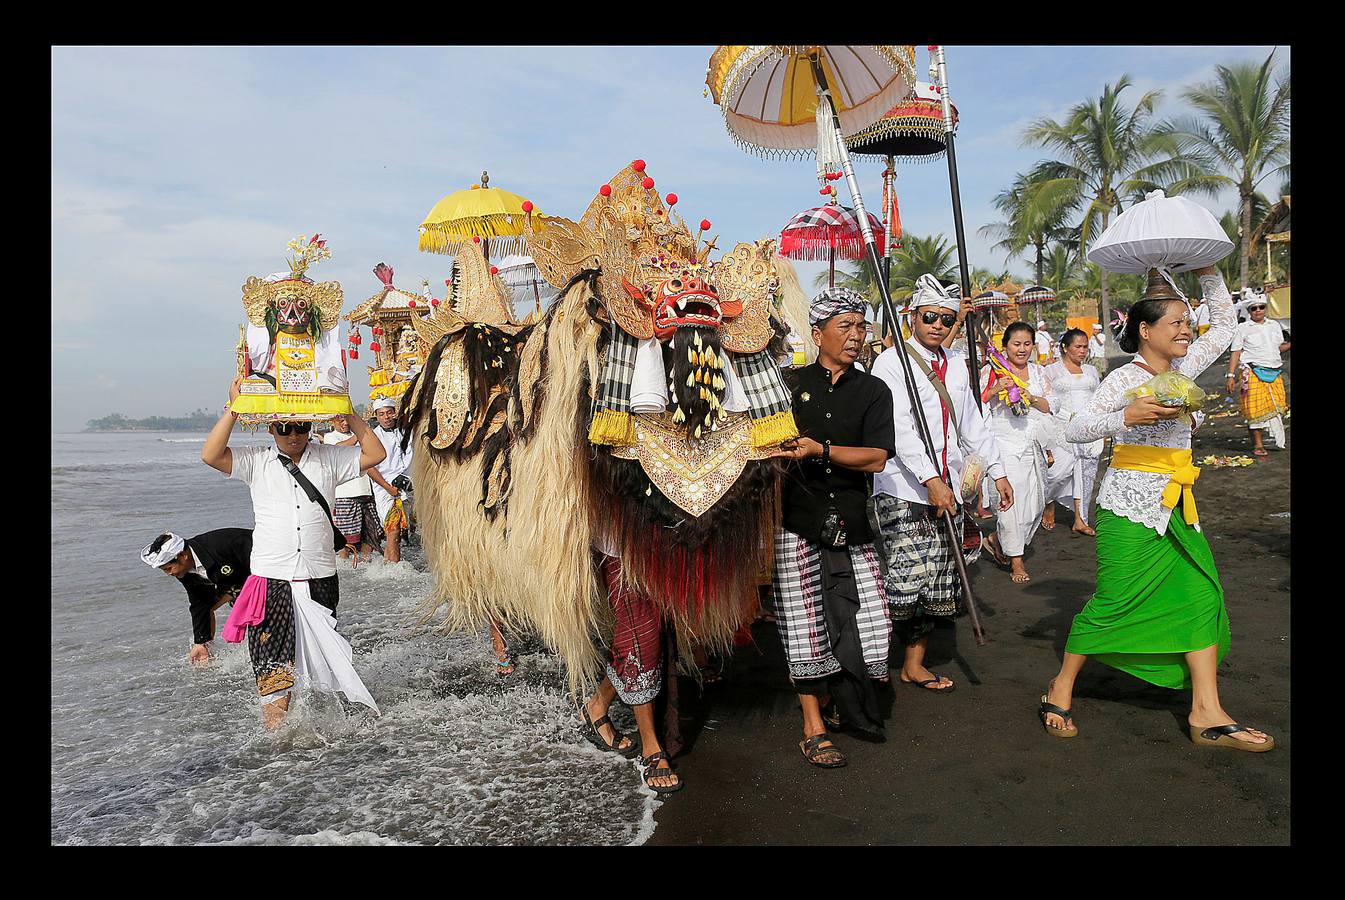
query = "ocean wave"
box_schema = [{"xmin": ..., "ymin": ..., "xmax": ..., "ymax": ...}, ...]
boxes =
[{"xmin": 158, "ymin": 438, "xmax": 207, "ymax": 443}]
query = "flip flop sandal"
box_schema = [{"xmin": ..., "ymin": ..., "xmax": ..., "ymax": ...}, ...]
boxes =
[
  {"xmin": 1038, "ymin": 695, "xmax": 1078, "ymax": 738},
  {"xmin": 799, "ymin": 733, "xmax": 847, "ymax": 768},
  {"xmin": 495, "ymin": 658, "xmax": 515, "ymax": 677},
  {"xmin": 1253, "ymin": 449, "xmax": 1269, "ymax": 458},
  {"xmin": 1189, "ymin": 723, "xmax": 1275, "ymax": 752},
  {"xmin": 641, "ymin": 751, "xmax": 684, "ymax": 793},
  {"xmin": 981, "ymin": 536, "xmax": 1011, "ymax": 569},
  {"xmin": 1011, "ymin": 572, "xmax": 1031, "ymax": 584},
  {"xmin": 581, "ymin": 707, "xmax": 640, "ymax": 758},
  {"xmin": 902, "ymin": 673, "xmax": 955, "ymax": 693}
]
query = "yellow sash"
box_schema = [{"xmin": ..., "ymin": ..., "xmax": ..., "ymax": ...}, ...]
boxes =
[{"xmin": 1110, "ymin": 444, "xmax": 1200, "ymax": 525}]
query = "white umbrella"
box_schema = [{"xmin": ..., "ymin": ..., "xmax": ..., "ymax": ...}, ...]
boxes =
[{"xmin": 493, "ymin": 254, "xmax": 559, "ymax": 316}]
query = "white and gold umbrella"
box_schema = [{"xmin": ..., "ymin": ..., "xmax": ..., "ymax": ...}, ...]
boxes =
[{"xmin": 706, "ymin": 45, "xmax": 916, "ymax": 157}]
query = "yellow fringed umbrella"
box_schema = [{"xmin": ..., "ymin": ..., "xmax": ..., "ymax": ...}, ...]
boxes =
[
  {"xmin": 418, "ymin": 170, "xmax": 541, "ymax": 259},
  {"xmin": 706, "ymin": 45, "xmax": 916, "ymax": 157}
]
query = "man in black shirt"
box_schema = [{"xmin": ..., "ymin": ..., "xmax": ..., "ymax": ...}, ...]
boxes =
[
  {"xmin": 771, "ymin": 288, "xmax": 896, "ymax": 769},
  {"xmin": 140, "ymin": 529, "xmax": 253, "ymax": 666}
]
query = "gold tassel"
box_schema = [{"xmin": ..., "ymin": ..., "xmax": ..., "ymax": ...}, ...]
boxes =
[
  {"xmin": 687, "ymin": 347, "xmax": 696, "ymax": 364},
  {"xmin": 588, "ymin": 408, "xmax": 636, "ymax": 446},
  {"xmin": 750, "ymin": 410, "xmax": 800, "ymax": 448},
  {"xmin": 672, "ymin": 406, "xmax": 686, "ymax": 424},
  {"xmin": 686, "ymin": 372, "xmax": 696, "ymax": 388}
]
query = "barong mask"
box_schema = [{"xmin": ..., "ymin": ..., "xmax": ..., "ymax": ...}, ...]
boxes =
[
  {"xmin": 242, "ymin": 235, "xmax": 344, "ymax": 343},
  {"xmin": 525, "ymin": 161, "xmax": 795, "ymax": 455}
]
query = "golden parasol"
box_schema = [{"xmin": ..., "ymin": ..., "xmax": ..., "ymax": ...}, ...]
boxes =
[
  {"xmin": 707, "ymin": 43, "xmax": 987, "ymax": 645},
  {"xmin": 418, "ymin": 170, "xmax": 542, "ymax": 259}
]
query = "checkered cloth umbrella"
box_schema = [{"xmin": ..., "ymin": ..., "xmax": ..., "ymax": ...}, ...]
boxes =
[
  {"xmin": 972, "ymin": 290, "xmax": 1010, "ymax": 309},
  {"xmin": 779, "ymin": 203, "xmax": 886, "ymax": 262},
  {"xmin": 1017, "ymin": 284, "xmax": 1055, "ymax": 304}
]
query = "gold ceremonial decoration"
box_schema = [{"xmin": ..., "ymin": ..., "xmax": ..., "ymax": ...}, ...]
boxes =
[
  {"xmin": 716, "ymin": 238, "xmax": 780, "ymax": 353},
  {"xmin": 428, "ymin": 339, "xmax": 471, "ymax": 450},
  {"xmin": 241, "ymin": 275, "xmax": 344, "ymax": 332},
  {"xmin": 609, "ymin": 411, "xmax": 772, "ymax": 518}
]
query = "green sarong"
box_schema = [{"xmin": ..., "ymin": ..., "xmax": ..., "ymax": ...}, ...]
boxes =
[{"xmin": 1064, "ymin": 506, "xmax": 1229, "ymax": 689}]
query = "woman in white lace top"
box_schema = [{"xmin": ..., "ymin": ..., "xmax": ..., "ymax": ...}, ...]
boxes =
[
  {"xmin": 980, "ymin": 322, "xmax": 1057, "ymax": 584},
  {"xmin": 1038, "ymin": 267, "xmax": 1273, "ymax": 752},
  {"xmin": 1041, "ymin": 329, "xmax": 1103, "ymax": 535}
]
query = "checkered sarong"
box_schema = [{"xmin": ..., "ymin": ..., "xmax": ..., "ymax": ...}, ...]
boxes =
[
  {"xmin": 593, "ymin": 322, "xmax": 639, "ymax": 416},
  {"xmin": 772, "ymin": 528, "xmax": 890, "ymax": 680},
  {"xmin": 731, "ymin": 348, "xmax": 793, "ymax": 420},
  {"xmin": 874, "ymin": 495, "xmax": 962, "ymax": 620},
  {"xmin": 1240, "ymin": 367, "xmax": 1288, "ymax": 426}
]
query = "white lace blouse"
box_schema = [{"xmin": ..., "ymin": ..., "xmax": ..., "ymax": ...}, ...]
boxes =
[
  {"xmin": 1046, "ymin": 361, "xmax": 1103, "ymax": 459},
  {"xmin": 1063, "ymin": 273, "xmax": 1235, "ymax": 535}
]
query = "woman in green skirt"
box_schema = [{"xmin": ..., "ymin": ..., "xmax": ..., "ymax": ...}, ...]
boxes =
[{"xmin": 1039, "ymin": 265, "xmax": 1273, "ymax": 751}]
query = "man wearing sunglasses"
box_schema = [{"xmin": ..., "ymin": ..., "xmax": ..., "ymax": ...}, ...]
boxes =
[
  {"xmin": 1227, "ymin": 296, "xmax": 1290, "ymax": 457},
  {"xmin": 201, "ymin": 376, "xmax": 386, "ymax": 726},
  {"xmin": 873, "ymin": 275, "xmax": 1014, "ymax": 693}
]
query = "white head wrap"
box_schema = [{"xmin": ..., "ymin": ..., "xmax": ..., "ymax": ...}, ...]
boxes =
[
  {"xmin": 910, "ymin": 274, "xmax": 959, "ymax": 311},
  {"xmin": 1092, "ymin": 323, "xmax": 1103, "ymax": 331},
  {"xmin": 371, "ymin": 397, "xmax": 396, "ymax": 411},
  {"xmin": 1036, "ymin": 320, "xmax": 1046, "ymax": 328},
  {"xmin": 141, "ymin": 532, "xmax": 185, "ymax": 567}
]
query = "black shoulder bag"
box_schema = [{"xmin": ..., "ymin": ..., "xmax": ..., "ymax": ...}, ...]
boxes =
[{"xmin": 277, "ymin": 453, "xmax": 347, "ymax": 553}]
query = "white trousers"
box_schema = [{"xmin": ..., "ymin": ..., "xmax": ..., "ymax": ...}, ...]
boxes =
[{"xmin": 986, "ymin": 445, "xmax": 1045, "ymax": 557}]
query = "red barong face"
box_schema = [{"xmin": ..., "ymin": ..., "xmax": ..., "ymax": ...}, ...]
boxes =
[{"xmin": 272, "ymin": 291, "xmax": 314, "ymax": 334}]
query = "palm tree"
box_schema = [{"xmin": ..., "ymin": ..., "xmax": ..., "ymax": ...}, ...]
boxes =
[
  {"xmin": 978, "ymin": 170, "xmax": 1079, "ymax": 285},
  {"xmin": 1021, "ymin": 76, "xmax": 1198, "ymax": 356},
  {"xmin": 1162, "ymin": 50, "xmax": 1290, "ymax": 291}
]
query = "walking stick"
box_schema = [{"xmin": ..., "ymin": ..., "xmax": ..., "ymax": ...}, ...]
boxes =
[{"xmin": 809, "ymin": 55, "xmax": 988, "ymax": 646}]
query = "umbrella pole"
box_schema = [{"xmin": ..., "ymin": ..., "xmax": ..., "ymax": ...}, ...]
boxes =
[
  {"xmin": 829, "ymin": 246, "xmax": 835, "ymax": 289},
  {"xmin": 931, "ymin": 45, "xmax": 984, "ymax": 414},
  {"xmin": 809, "ymin": 56, "xmax": 987, "ymax": 646},
  {"xmin": 881, "ymin": 155, "xmax": 894, "ymax": 340},
  {"xmin": 531, "ymin": 279, "xmax": 541, "ymax": 316}
]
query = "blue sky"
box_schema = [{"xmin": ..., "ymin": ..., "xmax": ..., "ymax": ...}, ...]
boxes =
[{"xmin": 51, "ymin": 44, "xmax": 1286, "ymax": 431}]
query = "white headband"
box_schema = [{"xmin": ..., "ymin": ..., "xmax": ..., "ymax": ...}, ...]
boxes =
[
  {"xmin": 141, "ymin": 533, "xmax": 185, "ymax": 567},
  {"xmin": 371, "ymin": 398, "xmax": 396, "ymax": 411},
  {"xmin": 910, "ymin": 274, "xmax": 959, "ymax": 311}
]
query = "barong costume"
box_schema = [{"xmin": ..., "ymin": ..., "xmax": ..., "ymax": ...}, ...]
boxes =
[
  {"xmin": 872, "ymin": 276, "xmax": 1006, "ymax": 645},
  {"xmin": 1043, "ymin": 361, "xmax": 1103, "ymax": 524},
  {"xmin": 405, "ymin": 162, "xmax": 797, "ymax": 705},
  {"xmin": 1061, "ymin": 272, "xmax": 1235, "ymax": 689},
  {"xmin": 980, "ymin": 359, "xmax": 1056, "ymax": 557},
  {"xmin": 1231, "ymin": 317, "xmax": 1289, "ymax": 447},
  {"xmin": 770, "ymin": 289, "xmax": 894, "ymax": 735}
]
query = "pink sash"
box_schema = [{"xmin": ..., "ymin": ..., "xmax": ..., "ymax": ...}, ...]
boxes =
[{"xmin": 221, "ymin": 575, "xmax": 268, "ymax": 643}]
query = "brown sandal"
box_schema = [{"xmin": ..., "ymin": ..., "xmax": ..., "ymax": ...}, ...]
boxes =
[{"xmin": 1189, "ymin": 723, "xmax": 1274, "ymax": 752}]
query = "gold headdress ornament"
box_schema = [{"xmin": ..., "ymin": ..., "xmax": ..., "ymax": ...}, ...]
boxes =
[
  {"xmin": 240, "ymin": 234, "xmax": 344, "ymax": 332},
  {"xmin": 413, "ymin": 238, "xmax": 526, "ymax": 352},
  {"xmin": 524, "ymin": 161, "xmax": 778, "ymax": 351}
]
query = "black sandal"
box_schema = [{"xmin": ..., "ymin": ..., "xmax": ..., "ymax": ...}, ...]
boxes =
[
  {"xmin": 1038, "ymin": 695, "xmax": 1078, "ymax": 738},
  {"xmin": 641, "ymin": 751, "xmax": 683, "ymax": 794},
  {"xmin": 799, "ymin": 733, "xmax": 847, "ymax": 768},
  {"xmin": 580, "ymin": 706, "xmax": 639, "ymax": 758}
]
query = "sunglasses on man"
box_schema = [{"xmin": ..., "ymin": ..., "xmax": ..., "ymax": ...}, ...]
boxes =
[
  {"xmin": 272, "ymin": 422, "xmax": 312, "ymax": 435},
  {"xmin": 1248, "ymin": 304, "xmax": 1267, "ymax": 312},
  {"xmin": 920, "ymin": 311, "xmax": 958, "ymax": 327}
]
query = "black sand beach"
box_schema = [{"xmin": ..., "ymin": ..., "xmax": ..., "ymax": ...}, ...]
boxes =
[{"xmin": 650, "ymin": 352, "xmax": 1290, "ymax": 845}]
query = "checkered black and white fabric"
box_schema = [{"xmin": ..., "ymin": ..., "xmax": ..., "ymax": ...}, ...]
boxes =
[
  {"xmin": 593, "ymin": 322, "xmax": 640, "ymax": 416},
  {"xmin": 874, "ymin": 495, "xmax": 962, "ymax": 620},
  {"xmin": 772, "ymin": 528, "xmax": 890, "ymax": 681},
  {"xmin": 730, "ymin": 348, "xmax": 793, "ymax": 420}
]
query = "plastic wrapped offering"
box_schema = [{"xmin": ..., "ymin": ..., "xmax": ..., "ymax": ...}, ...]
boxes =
[
  {"xmin": 959, "ymin": 453, "xmax": 986, "ymax": 503},
  {"xmin": 1125, "ymin": 370, "xmax": 1206, "ymax": 413}
]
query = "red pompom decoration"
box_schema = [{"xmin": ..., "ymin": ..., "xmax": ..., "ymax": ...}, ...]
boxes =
[
  {"xmin": 927, "ymin": 44, "xmax": 938, "ymax": 51},
  {"xmin": 472, "ymin": 235, "xmax": 482, "ymax": 244},
  {"xmin": 521, "ymin": 200, "xmax": 533, "ymax": 213},
  {"xmin": 641, "ymin": 177, "xmax": 655, "ymax": 190},
  {"xmin": 490, "ymin": 266, "xmax": 499, "ymax": 275},
  {"xmin": 369, "ymin": 342, "xmax": 381, "ymax": 353},
  {"xmin": 430, "ymin": 298, "xmax": 440, "ymax": 307},
  {"xmin": 632, "ymin": 159, "xmax": 646, "ymax": 172},
  {"xmin": 408, "ymin": 299, "xmax": 418, "ymax": 308},
  {"xmin": 599, "ymin": 184, "xmax": 612, "ymax": 197},
  {"xmin": 348, "ymin": 349, "xmax": 358, "ymax": 360},
  {"xmin": 665, "ymin": 192, "xmax": 678, "ymax": 205},
  {"xmin": 699, "ymin": 219, "xmax": 712, "ymax": 231},
  {"xmin": 351, "ymin": 334, "xmax": 360, "ymax": 345}
]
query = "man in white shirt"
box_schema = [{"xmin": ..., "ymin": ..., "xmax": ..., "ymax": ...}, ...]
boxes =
[
  {"xmin": 1034, "ymin": 320, "xmax": 1052, "ymax": 365},
  {"xmin": 1190, "ymin": 295, "xmax": 1212, "ymax": 336},
  {"xmin": 871, "ymin": 275, "xmax": 1015, "ymax": 692},
  {"xmin": 1226, "ymin": 296, "xmax": 1291, "ymax": 455},
  {"xmin": 368, "ymin": 397, "xmax": 413, "ymax": 563},
  {"xmin": 202, "ymin": 376, "xmax": 387, "ymax": 727},
  {"xmin": 1087, "ymin": 324, "xmax": 1107, "ymax": 377},
  {"xmin": 323, "ymin": 415, "xmax": 380, "ymax": 567}
]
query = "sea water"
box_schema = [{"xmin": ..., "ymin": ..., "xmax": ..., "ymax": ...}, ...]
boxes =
[{"xmin": 51, "ymin": 432, "xmax": 657, "ymax": 845}]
